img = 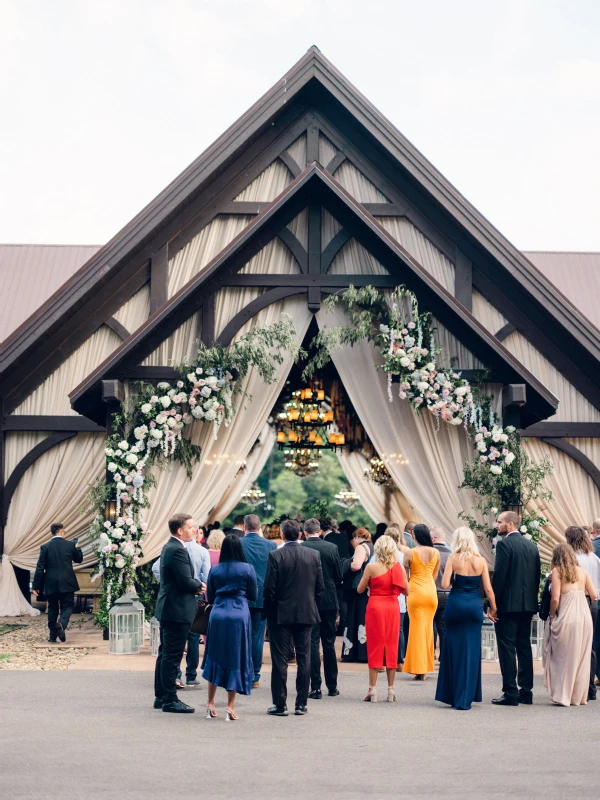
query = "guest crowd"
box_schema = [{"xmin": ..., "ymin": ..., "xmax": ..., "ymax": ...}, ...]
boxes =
[{"xmin": 147, "ymin": 510, "xmax": 600, "ymax": 718}]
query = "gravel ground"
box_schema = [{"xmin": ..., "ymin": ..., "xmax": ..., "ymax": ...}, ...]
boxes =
[{"xmin": 0, "ymin": 617, "xmax": 93, "ymax": 670}]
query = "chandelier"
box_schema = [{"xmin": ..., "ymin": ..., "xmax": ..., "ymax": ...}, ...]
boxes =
[
  {"xmin": 335, "ymin": 487, "xmax": 361, "ymax": 509},
  {"xmin": 276, "ymin": 386, "xmax": 345, "ymax": 451},
  {"xmin": 364, "ymin": 456, "xmax": 396, "ymax": 489},
  {"xmin": 240, "ymin": 483, "xmax": 266, "ymax": 507},
  {"xmin": 284, "ymin": 448, "xmax": 321, "ymax": 478}
]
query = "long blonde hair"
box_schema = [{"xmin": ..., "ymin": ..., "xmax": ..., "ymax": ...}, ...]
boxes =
[
  {"xmin": 551, "ymin": 543, "xmax": 579, "ymax": 584},
  {"xmin": 374, "ymin": 535, "xmax": 398, "ymax": 570},
  {"xmin": 451, "ymin": 527, "xmax": 480, "ymax": 560},
  {"xmin": 386, "ymin": 522, "xmax": 405, "ymax": 546}
]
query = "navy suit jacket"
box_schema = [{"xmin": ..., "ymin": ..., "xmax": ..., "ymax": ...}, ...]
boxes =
[{"xmin": 240, "ymin": 532, "xmax": 277, "ymax": 609}]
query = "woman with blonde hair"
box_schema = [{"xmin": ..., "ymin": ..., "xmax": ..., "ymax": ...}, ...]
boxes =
[
  {"xmin": 435, "ymin": 527, "xmax": 497, "ymax": 710},
  {"xmin": 358, "ymin": 536, "xmax": 408, "ymax": 702},
  {"xmin": 543, "ymin": 542, "xmax": 597, "ymax": 706},
  {"xmin": 207, "ymin": 529, "xmax": 225, "ymax": 567}
]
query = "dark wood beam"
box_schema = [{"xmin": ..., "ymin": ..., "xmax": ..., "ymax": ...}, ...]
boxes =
[
  {"xmin": 325, "ymin": 151, "xmax": 347, "ymax": 174},
  {"xmin": 222, "ymin": 274, "xmax": 399, "ymax": 287},
  {"xmin": 278, "ymin": 151, "xmax": 301, "ymax": 178},
  {"xmin": 4, "ymin": 416, "xmax": 106, "ymax": 432},
  {"xmin": 541, "ymin": 437, "xmax": 600, "ymax": 493},
  {"xmin": 321, "ymin": 228, "xmax": 352, "ymax": 273},
  {"xmin": 276, "ymin": 228, "xmax": 308, "ymax": 273},
  {"xmin": 119, "ymin": 366, "xmax": 180, "ymax": 381},
  {"xmin": 455, "ymin": 247, "xmax": 472, "ymax": 311},
  {"xmin": 308, "ymin": 205, "xmax": 322, "ymax": 274},
  {"xmin": 495, "ymin": 321, "xmax": 517, "ymax": 342},
  {"xmin": 2, "ymin": 432, "xmax": 77, "ymax": 526},
  {"xmin": 220, "ymin": 201, "xmax": 271, "ymax": 215},
  {"xmin": 365, "ymin": 204, "xmax": 407, "ymax": 217},
  {"xmin": 150, "ymin": 243, "xmax": 168, "ymax": 315},
  {"xmin": 216, "ymin": 287, "xmax": 306, "ymax": 346},
  {"xmin": 306, "ymin": 124, "xmax": 319, "ymax": 164},
  {"xmin": 521, "ymin": 422, "xmax": 600, "ymax": 438},
  {"xmin": 307, "ymin": 286, "xmax": 321, "ymax": 313},
  {"xmin": 201, "ymin": 294, "xmax": 216, "ymax": 348},
  {"xmin": 104, "ymin": 317, "xmax": 131, "ymax": 341}
]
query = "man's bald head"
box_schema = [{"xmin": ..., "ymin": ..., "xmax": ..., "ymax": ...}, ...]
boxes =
[{"xmin": 430, "ymin": 527, "xmax": 445, "ymax": 544}]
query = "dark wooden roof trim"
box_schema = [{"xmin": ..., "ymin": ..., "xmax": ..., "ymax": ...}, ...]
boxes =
[
  {"xmin": 216, "ymin": 287, "xmax": 306, "ymax": 347},
  {"xmin": 70, "ymin": 164, "xmax": 558, "ymax": 427},
  {"xmin": 521, "ymin": 422, "xmax": 600, "ymax": 438},
  {"xmin": 495, "ymin": 321, "xmax": 517, "ymax": 342},
  {"xmin": 541, "ymin": 437, "xmax": 600, "ymax": 493},
  {"xmin": 4, "ymin": 416, "xmax": 105, "ymax": 432},
  {"xmin": 104, "ymin": 317, "xmax": 131, "ymax": 341}
]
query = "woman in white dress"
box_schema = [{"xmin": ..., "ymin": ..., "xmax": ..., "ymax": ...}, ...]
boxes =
[{"xmin": 543, "ymin": 543, "xmax": 597, "ymax": 706}]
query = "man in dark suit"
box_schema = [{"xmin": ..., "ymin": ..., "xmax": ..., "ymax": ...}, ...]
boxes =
[
  {"xmin": 263, "ymin": 519, "xmax": 324, "ymax": 716},
  {"xmin": 225, "ymin": 515, "xmax": 245, "ymax": 538},
  {"xmin": 491, "ymin": 510, "xmax": 541, "ymax": 706},
  {"xmin": 303, "ymin": 518, "xmax": 342, "ymax": 699},
  {"xmin": 154, "ymin": 514, "xmax": 203, "ymax": 714},
  {"xmin": 240, "ymin": 512, "xmax": 277, "ymax": 688},
  {"xmin": 33, "ymin": 523, "xmax": 83, "ymax": 643}
]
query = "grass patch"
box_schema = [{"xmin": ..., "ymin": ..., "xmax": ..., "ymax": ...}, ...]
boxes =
[
  {"xmin": 0, "ymin": 653, "xmax": 11, "ymax": 661},
  {"xmin": 0, "ymin": 623, "xmax": 27, "ymax": 636}
]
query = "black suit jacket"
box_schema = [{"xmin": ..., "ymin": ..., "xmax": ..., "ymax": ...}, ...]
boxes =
[
  {"xmin": 303, "ymin": 537, "xmax": 342, "ymax": 612},
  {"xmin": 263, "ymin": 542, "xmax": 324, "ymax": 626},
  {"xmin": 492, "ymin": 532, "xmax": 541, "ymax": 614},
  {"xmin": 154, "ymin": 538, "xmax": 202, "ymax": 625},
  {"xmin": 33, "ymin": 537, "xmax": 83, "ymax": 595}
]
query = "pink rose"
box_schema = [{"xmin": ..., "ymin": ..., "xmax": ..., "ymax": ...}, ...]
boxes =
[{"xmin": 176, "ymin": 381, "xmax": 184, "ymax": 388}]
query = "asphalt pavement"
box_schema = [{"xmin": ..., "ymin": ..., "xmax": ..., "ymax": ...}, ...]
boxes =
[{"xmin": 1, "ymin": 670, "xmax": 597, "ymax": 800}]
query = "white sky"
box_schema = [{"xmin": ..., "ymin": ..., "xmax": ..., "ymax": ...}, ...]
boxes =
[{"xmin": 1, "ymin": 0, "xmax": 599, "ymax": 250}]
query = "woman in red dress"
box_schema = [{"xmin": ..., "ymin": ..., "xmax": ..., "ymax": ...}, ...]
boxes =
[{"xmin": 358, "ymin": 535, "xmax": 409, "ymax": 703}]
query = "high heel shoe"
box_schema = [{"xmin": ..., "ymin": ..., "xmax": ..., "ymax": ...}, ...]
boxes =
[
  {"xmin": 387, "ymin": 687, "xmax": 396, "ymax": 703},
  {"xmin": 363, "ymin": 686, "xmax": 377, "ymax": 703},
  {"xmin": 205, "ymin": 706, "xmax": 218, "ymax": 719},
  {"xmin": 225, "ymin": 708, "xmax": 238, "ymax": 721}
]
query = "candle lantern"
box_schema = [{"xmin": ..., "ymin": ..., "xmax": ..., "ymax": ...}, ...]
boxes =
[
  {"xmin": 309, "ymin": 431, "xmax": 316, "ymax": 442},
  {"xmin": 315, "ymin": 435, "xmax": 323, "ymax": 446},
  {"xmin": 109, "ymin": 591, "xmax": 145, "ymax": 655},
  {"xmin": 304, "ymin": 388, "xmax": 313, "ymax": 399},
  {"xmin": 277, "ymin": 431, "xmax": 286, "ymax": 443},
  {"xmin": 150, "ymin": 616, "xmax": 161, "ymax": 657},
  {"xmin": 317, "ymin": 389, "xmax": 325, "ymax": 401},
  {"xmin": 104, "ymin": 499, "xmax": 118, "ymax": 523},
  {"xmin": 336, "ymin": 434, "xmax": 345, "ymax": 445},
  {"xmin": 303, "ymin": 412, "xmax": 311, "ymax": 423},
  {"xmin": 310, "ymin": 409, "xmax": 319, "ymax": 421}
]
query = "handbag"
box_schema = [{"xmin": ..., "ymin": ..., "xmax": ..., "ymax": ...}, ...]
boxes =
[{"xmin": 190, "ymin": 595, "xmax": 212, "ymax": 635}]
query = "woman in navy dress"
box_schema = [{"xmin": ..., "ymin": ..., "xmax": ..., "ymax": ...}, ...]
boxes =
[
  {"xmin": 435, "ymin": 527, "xmax": 497, "ymax": 710},
  {"xmin": 202, "ymin": 535, "xmax": 257, "ymax": 720}
]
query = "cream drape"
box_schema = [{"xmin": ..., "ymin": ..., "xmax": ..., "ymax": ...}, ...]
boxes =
[
  {"xmin": 334, "ymin": 161, "xmax": 389, "ymax": 203},
  {"xmin": 139, "ymin": 295, "xmax": 312, "ymax": 561},
  {"xmin": 0, "ymin": 556, "xmax": 40, "ymax": 616},
  {"xmin": 208, "ymin": 423, "xmax": 276, "ymax": 523},
  {"xmin": 234, "ymin": 159, "xmax": 291, "ymax": 202},
  {"xmin": 471, "ymin": 289, "xmax": 509, "ymax": 334},
  {"xmin": 319, "ymin": 134, "xmax": 337, "ymax": 169},
  {"xmin": 287, "ymin": 135, "xmax": 307, "ymax": 170},
  {"xmin": 4, "ymin": 432, "xmax": 48, "ymax": 482},
  {"xmin": 523, "ymin": 438, "xmax": 600, "ymax": 561},
  {"xmin": 112, "ymin": 285, "xmax": 151, "ymax": 332},
  {"xmin": 337, "ymin": 449, "xmax": 417, "ymax": 528}
]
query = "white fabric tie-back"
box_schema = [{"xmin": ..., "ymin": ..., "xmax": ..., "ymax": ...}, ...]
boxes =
[{"xmin": 0, "ymin": 556, "xmax": 41, "ymax": 617}]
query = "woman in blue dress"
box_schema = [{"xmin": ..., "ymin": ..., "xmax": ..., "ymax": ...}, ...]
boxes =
[
  {"xmin": 202, "ymin": 534, "xmax": 257, "ymax": 721},
  {"xmin": 435, "ymin": 527, "xmax": 497, "ymax": 710}
]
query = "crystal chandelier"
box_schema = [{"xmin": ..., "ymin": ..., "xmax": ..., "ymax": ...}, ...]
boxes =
[
  {"xmin": 284, "ymin": 448, "xmax": 321, "ymax": 478},
  {"xmin": 364, "ymin": 455, "xmax": 396, "ymax": 489},
  {"xmin": 335, "ymin": 487, "xmax": 361, "ymax": 509},
  {"xmin": 276, "ymin": 386, "xmax": 344, "ymax": 451},
  {"xmin": 240, "ymin": 483, "xmax": 266, "ymax": 507}
]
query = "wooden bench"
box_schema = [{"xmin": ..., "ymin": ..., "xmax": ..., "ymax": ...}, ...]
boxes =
[{"xmin": 74, "ymin": 569, "xmax": 103, "ymax": 613}]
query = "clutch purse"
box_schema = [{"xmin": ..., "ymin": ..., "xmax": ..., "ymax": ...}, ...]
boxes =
[{"xmin": 190, "ymin": 595, "xmax": 212, "ymax": 635}]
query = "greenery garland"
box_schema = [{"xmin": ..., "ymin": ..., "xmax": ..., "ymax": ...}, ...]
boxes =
[
  {"xmin": 303, "ymin": 284, "xmax": 552, "ymax": 544},
  {"xmin": 90, "ymin": 317, "xmax": 300, "ymax": 628}
]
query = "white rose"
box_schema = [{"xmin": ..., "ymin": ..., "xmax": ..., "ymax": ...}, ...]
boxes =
[
  {"xmin": 116, "ymin": 518, "xmax": 124, "ymax": 527},
  {"xmin": 489, "ymin": 465, "xmax": 502, "ymax": 475},
  {"xmin": 449, "ymin": 417, "xmax": 463, "ymax": 425},
  {"xmin": 119, "ymin": 440, "xmax": 129, "ymax": 451},
  {"xmin": 125, "ymin": 453, "xmax": 138, "ymax": 464},
  {"xmin": 195, "ymin": 367, "xmax": 203, "ymax": 375},
  {"xmin": 104, "ymin": 448, "xmax": 114, "ymax": 456},
  {"xmin": 475, "ymin": 433, "xmax": 483, "ymax": 442},
  {"xmin": 524, "ymin": 533, "xmax": 533, "ymax": 540},
  {"xmin": 140, "ymin": 403, "xmax": 152, "ymax": 414},
  {"xmin": 114, "ymin": 449, "xmax": 122, "ymax": 458},
  {"xmin": 114, "ymin": 556, "xmax": 126, "ymax": 569},
  {"xmin": 187, "ymin": 373, "xmax": 197, "ymax": 383},
  {"xmin": 379, "ymin": 324, "xmax": 390, "ymax": 334},
  {"xmin": 492, "ymin": 432, "xmax": 502, "ymax": 443},
  {"xmin": 191, "ymin": 407, "xmax": 204, "ymax": 419},
  {"xmin": 426, "ymin": 362, "xmax": 436, "ymax": 371},
  {"xmin": 155, "ymin": 413, "xmax": 167, "ymax": 425},
  {"xmin": 177, "ymin": 392, "xmax": 187, "ymax": 403},
  {"xmin": 500, "ymin": 434, "xmax": 508, "ymax": 442},
  {"xmin": 150, "ymin": 429, "xmax": 163, "ymax": 439},
  {"xmin": 103, "ymin": 520, "xmax": 112, "ymax": 529},
  {"xmin": 160, "ymin": 396, "xmax": 171, "ymax": 408},
  {"xmin": 200, "ymin": 386, "xmax": 212, "ymax": 398},
  {"xmin": 490, "ymin": 507, "xmax": 498, "ymax": 515},
  {"xmin": 99, "ymin": 532, "xmax": 110, "ymax": 545},
  {"xmin": 205, "ymin": 410, "xmax": 217, "ymax": 421},
  {"xmin": 111, "ymin": 529, "xmax": 123, "ymax": 540},
  {"xmin": 476, "ymin": 441, "xmax": 487, "ymax": 453},
  {"xmin": 530, "ymin": 520, "xmax": 540, "ymax": 529},
  {"xmin": 520, "ymin": 525, "xmax": 528, "ymax": 533},
  {"xmin": 116, "ymin": 482, "xmax": 126, "ymax": 491},
  {"xmin": 506, "ymin": 425, "xmax": 516, "ymax": 433},
  {"xmin": 157, "ymin": 382, "xmax": 170, "ymax": 390},
  {"xmin": 417, "ymin": 381, "xmax": 429, "ymax": 392},
  {"xmin": 107, "ymin": 462, "xmax": 118, "ymax": 472},
  {"xmin": 400, "ymin": 357, "xmax": 410, "ymax": 367},
  {"xmin": 167, "ymin": 418, "xmax": 177, "ymax": 428},
  {"xmin": 504, "ymin": 452, "xmax": 515, "ymax": 465}
]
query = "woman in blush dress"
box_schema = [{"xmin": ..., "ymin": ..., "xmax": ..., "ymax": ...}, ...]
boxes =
[
  {"xmin": 543, "ymin": 543, "xmax": 597, "ymax": 707},
  {"xmin": 206, "ymin": 529, "xmax": 225, "ymax": 567},
  {"xmin": 435, "ymin": 527, "xmax": 497, "ymax": 710},
  {"xmin": 402, "ymin": 523, "xmax": 439, "ymax": 680},
  {"xmin": 359, "ymin": 535, "xmax": 409, "ymax": 702},
  {"xmin": 202, "ymin": 535, "xmax": 257, "ymax": 721}
]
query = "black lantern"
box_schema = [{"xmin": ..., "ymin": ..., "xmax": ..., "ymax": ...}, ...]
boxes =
[{"xmin": 104, "ymin": 499, "xmax": 118, "ymax": 523}]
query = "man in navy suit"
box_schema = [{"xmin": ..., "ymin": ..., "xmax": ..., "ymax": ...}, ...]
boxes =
[{"xmin": 240, "ymin": 513, "xmax": 276, "ymax": 688}]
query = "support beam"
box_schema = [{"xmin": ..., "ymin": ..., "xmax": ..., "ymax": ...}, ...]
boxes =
[
  {"xmin": 102, "ymin": 380, "xmax": 125, "ymax": 404},
  {"xmin": 307, "ymin": 286, "xmax": 321, "ymax": 313},
  {"xmin": 541, "ymin": 437, "xmax": 600, "ymax": 493},
  {"xmin": 321, "ymin": 228, "xmax": 352, "ymax": 273},
  {"xmin": 278, "ymin": 151, "xmax": 301, "ymax": 178},
  {"xmin": 3, "ymin": 416, "xmax": 106, "ymax": 432},
  {"xmin": 325, "ymin": 151, "xmax": 347, "ymax": 174},
  {"xmin": 455, "ymin": 247, "xmax": 472, "ymax": 311},
  {"xmin": 216, "ymin": 287, "xmax": 306, "ymax": 346},
  {"xmin": 521, "ymin": 422, "xmax": 600, "ymax": 438},
  {"xmin": 222, "ymin": 274, "xmax": 399, "ymax": 288},
  {"xmin": 307, "ymin": 205, "xmax": 322, "ymax": 274},
  {"xmin": 202, "ymin": 294, "xmax": 216, "ymax": 348},
  {"xmin": 495, "ymin": 321, "xmax": 517, "ymax": 342},
  {"xmin": 276, "ymin": 228, "xmax": 308, "ymax": 272},
  {"xmin": 104, "ymin": 317, "xmax": 131, "ymax": 341},
  {"xmin": 2, "ymin": 432, "xmax": 77, "ymax": 526},
  {"xmin": 306, "ymin": 124, "xmax": 319, "ymax": 165},
  {"xmin": 119, "ymin": 366, "xmax": 179, "ymax": 381},
  {"xmin": 150, "ymin": 243, "xmax": 168, "ymax": 315}
]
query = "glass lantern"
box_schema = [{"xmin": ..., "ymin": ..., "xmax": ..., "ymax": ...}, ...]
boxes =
[
  {"xmin": 530, "ymin": 614, "xmax": 544, "ymax": 660},
  {"xmin": 108, "ymin": 591, "xmax": 145, "ymax": 655},
  {"xmin": 150, "ymin": 616, "xmax": 161, "ymax": 657},
  {"xmin": 481, "ymin": 619, "xmax": 498, "ymax": 662}
]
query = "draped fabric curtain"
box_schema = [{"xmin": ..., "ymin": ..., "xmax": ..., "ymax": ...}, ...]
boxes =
[
  {"xmin": 208, "ymin": 423, "xmax": 276, "ymax": 523},
  {"xmin": 336, "ymin": 449, "xmax": 417, "ymax": 528},
  {"xmin": 0, "ymin": 557, "xmax": 40, "ymax": 616}
]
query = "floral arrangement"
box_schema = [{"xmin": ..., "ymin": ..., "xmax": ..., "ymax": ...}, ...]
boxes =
[{"xmin": 91, "ymin": 317, "xmax": 300, "ymax": 628}]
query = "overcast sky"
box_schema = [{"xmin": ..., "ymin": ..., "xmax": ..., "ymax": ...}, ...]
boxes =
[{"xmin": 1, "ymin": 0, "xmax": 599, "ymax": 250}]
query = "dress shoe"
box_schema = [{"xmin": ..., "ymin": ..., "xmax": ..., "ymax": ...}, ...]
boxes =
[
  {"xmin": 47, "ymin": 638, "xmax": 57, "ymax": 643},
  {"xmin": 55, "ymin": 622, "xmax": 66, "ymax": 642},
  {"xmin": 308, "ymin": 689, "xmax": 322, "ymax": 699},
  {"xmin": 491, "ymin": 695, "xmax": 519, "ymax": 706},
  {"xmin": 153, "ymin": 698, "xmax": 163, "ymax": 709},
  {"xmin": 185, "ymin": 679, "xmax": 202, "ymax": 688},
  {"xmin": 267, "ymin": 705, "xmax": 288, "ymax": 716},
  {"xmin": 327, "ymin": 688, "xmax": 340, "ymax": 697},
  {"xmin": 287, "ymin": 658, "xmax": 297, "ymax": 665},
  {"xmin": 162, "ymin": 700, "xmax": 195, "ymax": 713},
  {"xmin": 252, "ymin": 681, "xmax": 260, "ymax": 689},
  {"xmin": 295, "ymin": 705, "xmax": 308, "ymax": 715},
  {"xmin": 588, "ymin": 691, "xmax": 597, "ymax": 701},
  {"xmin": 519, "ymin": 693, "xmax": 533, "ymax": 705}
]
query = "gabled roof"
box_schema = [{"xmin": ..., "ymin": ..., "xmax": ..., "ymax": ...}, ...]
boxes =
[
  {"xmin": 70, "ymin": 163, "xmax": 558, "ymax": 428},
  {"xmin": 3, "ymin": 47, "xmax": 599, "ymax": 414}
]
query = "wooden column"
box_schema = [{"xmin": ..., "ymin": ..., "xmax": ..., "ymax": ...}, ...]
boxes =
[
  {"xmin": 150, "ymin": 243, "xmax": 168, "ymax": 315},
  {"xmin": 455, "ymin": 247, "xmax": 472, "ymax": 311}
]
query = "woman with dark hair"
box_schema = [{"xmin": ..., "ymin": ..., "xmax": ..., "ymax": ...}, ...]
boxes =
[
  {"xmin": 202, "ymin": 534, "xmax": 257, "ymax": 720},
  {"xmin": 402, "ymin": 523, "xmax": 439, "ymax": 680},
  {"xmin": 341, "ymin": 528, "xmax": 373, "ymax": 663},
  {"xmin": 372, "ymin": 522, "xmax": 389, "ymax": 546},
  {"xmin": 565, "ymin": 526, "xmax": 600, "ymax": 701},
  {"xmin": 544, "ymin": 542, "xmax": 596, "ymax": 706}
]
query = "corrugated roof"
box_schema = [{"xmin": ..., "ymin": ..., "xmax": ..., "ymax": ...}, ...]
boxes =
[
  {"xmin": 0, "ymin": 244, "xmax": 101, "ymax": 343},
  {"xmin": 523, "ymin": 251, "xmax": 600, "ymax": 331}
]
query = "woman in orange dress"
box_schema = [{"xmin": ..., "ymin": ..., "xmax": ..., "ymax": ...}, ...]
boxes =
[
  {"xmin": 358, "ymin": 535, "xmax": 409, "ymax": 702},
  {"xmin": 401, "ymin": 524, "xmax": 439, "ymax": 680}
]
